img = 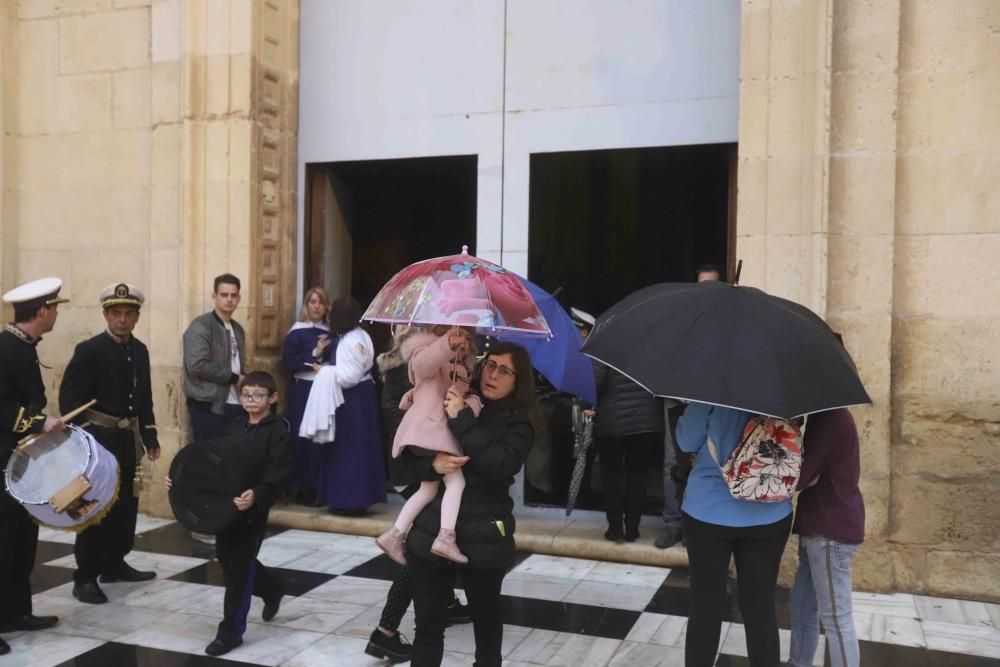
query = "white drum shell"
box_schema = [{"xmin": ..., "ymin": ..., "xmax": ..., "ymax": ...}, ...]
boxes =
[{"xmin": 4, "ymin": 426, "xmax": 120, "ymax": 530}]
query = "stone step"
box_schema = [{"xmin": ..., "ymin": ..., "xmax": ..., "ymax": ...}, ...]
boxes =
[{"xmin": 268, "ymin": 502, "xmax": 689, "ymax": 569}]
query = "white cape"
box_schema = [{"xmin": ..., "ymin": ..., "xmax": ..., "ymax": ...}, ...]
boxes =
[{"xmin": 298, "ymin": 328, "xmax": 374, "ymax": 443}]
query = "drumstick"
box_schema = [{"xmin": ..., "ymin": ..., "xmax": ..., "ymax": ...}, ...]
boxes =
[{"xmin": 16, "ymin": 399, "xmax": 98, "ymax": 450}]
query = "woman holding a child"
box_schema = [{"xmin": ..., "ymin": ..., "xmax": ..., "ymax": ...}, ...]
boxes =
[{"xmin": 401, "ymin": 341, "xmax": 538, "ymax": 667}]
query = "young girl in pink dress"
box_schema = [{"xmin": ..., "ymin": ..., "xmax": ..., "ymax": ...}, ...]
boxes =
[{"xmin": 376, "ymin": 326, "xmax": 481, "ymax": 565}]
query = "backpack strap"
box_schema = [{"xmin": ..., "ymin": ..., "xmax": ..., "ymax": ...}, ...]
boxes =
[{"xmin": 705, "ymin": 417, "xmax": 763, "ymax": 469}]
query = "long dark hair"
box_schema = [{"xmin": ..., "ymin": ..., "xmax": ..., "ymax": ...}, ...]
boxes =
[
  {"xmin": 481, "ymin": 342, "xmax": 544, "ymax": 435},
  {"xmin": 328, "ymin": 296, "xmax": 363, "ymax": 336}
]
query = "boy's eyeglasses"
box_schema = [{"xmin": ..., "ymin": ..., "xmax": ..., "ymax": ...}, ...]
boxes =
[
  {"xmin": 483, "ymin": 359, "xmax": 516, "ymax": 379},
  {"xmin": 240, "ymin": 391, "xmax": 270, "ymax": 401}
]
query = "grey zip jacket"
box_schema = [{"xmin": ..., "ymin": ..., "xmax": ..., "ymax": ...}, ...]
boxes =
[{"xmin": 182, "ymin": 311, "xmax": 246, "ymax": 414}]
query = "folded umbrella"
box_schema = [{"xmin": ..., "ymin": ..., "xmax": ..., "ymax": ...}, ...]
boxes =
[
  {"xmin": 581, "ymin": 281, "xmax": 871, "ymax": 419},
  {"xmin": 496, "ymin": 280, "xmax": 596, "ymax": 404}
]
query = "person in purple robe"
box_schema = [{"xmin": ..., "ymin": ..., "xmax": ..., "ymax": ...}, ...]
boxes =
[
  {"xmin": 282, "ymin": 287, "xmax": 332, "ymax": 505},
  {"xmin": 315, "ymin": 297, "xmax": 386, "ymax": 514}
]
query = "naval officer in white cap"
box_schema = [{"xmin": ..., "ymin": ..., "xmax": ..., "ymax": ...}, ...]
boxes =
[
  {"xmin": 60, "ymin": 283, "xmax": 161, "ymax": 605},
  {"xmin": 0, "ymin": 277, "xmax": 67, "ymax": 653}
]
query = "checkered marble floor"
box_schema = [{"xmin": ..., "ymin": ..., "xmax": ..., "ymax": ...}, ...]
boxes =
[{"xmin": 2, "ymin": 515, "xmax": 999, "ymax": 666}]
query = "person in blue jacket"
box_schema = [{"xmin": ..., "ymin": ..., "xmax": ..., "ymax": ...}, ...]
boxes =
[{"xmin": 676, "ymin": 402, "xmax": 793, "ymax": 667}]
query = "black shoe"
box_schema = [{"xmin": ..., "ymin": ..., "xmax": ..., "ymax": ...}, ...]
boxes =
[
  {"xmin": 2, "ymin": 614, "xmax": 60, "ymax": 631},
  {"xmin": 0, "ymin": 636, "xmax": 9, "ymax": 655},
  {"xmin": 73, "ymin": 580, "xmax": 109, "ymax": 605},
  {"xmin": 101, "ymin": 562, "xmax": 157, "ymax": 583},
  {"xmin": 205, "ymin": 638, "xmax": 242, "ymax": 656},
  {"xmin": 262, "ymin": 592, "xmax": 283, "ymax": 622},
  {"xmin": 365, "ymin": 628, "xmax": 412, "ymax": 663},
  {"xmin": 624, "ymin": 516, "xmax": 640, "ymax": 543},
  {"xmin": 655, "ymin": 525, "xmax": 683, "ymax": 549},
  {"xmin": 604, "ymin": 521, "xmax": 624, "ymax": 542},
  {"xmin": 445, "ymin": 598, "xmax": 472, "ymax": 626}
]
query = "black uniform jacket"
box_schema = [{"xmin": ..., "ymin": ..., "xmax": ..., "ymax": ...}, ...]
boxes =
[
  {"xmin": 404, "ymin": 402, "xmax": 534, "ymax": 571},
  {"xmin": 0, "ymin": 325, "xmax": 49, "ymax": 510},
  {"xmin": 223, "ymin": 414, "xmax": 292, "ymax": 517},
  {"xmin": 59, "ymin": 331, "xmax": 159, "ymax": 455}
]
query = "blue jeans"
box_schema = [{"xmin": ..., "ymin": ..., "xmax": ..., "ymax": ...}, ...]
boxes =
[{"xmin": 788, "ymin": 536, "xmax": 860, "ymax": 667}]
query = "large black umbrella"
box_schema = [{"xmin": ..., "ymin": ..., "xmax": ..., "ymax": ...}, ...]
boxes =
[{"xmin": 580, "ymin": 281, "xmax": 871, "ymax": 419}]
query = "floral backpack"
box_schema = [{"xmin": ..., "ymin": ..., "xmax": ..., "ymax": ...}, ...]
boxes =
[{"xmin": 706, "ymin": 416, "xmax": 803, "ymax": 502}]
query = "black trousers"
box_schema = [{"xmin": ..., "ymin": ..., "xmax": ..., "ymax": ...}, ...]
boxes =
[
  {"xmin": 409, "ymin": 556, "xmax": 505, "ymax": 667},
  {"xmin": 74, "ymin": 431, "xmax": 139, "ymax": 582},
  {"xmin": 0, "ymin": 505, "xmax": 38, "ymax": 626},
  {"xmin": 683, "ymin": 512, "xmax": 792, "ymax": 667},
  {"xmin": 215, "ymin": 511, "xmax": 284, "ymax": 644},
  {"xmin": 598, "ymin": 432, "xmax": 659, "ymax": 522},
  {"xmin": 379, "ymin": 562, "xmax": 461, "ymax": 631}
]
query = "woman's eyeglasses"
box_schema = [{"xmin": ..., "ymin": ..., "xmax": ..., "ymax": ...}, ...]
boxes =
[
  {"xmin": 483, "ymin": 359, "xmax": 516, "ymax": 379},
  {"xmin": 240, "ymin": 391, "xmax": 270, "ymax": 401}
]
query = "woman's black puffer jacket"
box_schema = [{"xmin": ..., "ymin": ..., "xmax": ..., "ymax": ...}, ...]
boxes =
[
  {"xmin": 593, "ymin": 363, "xmax": 664, "ymax": 438},
  {"xmin": 403, "ymin": 402, "xmax": 534, "ymax": 571}
]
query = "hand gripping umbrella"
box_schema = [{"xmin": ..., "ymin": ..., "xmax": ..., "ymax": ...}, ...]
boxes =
[
  {"xmin": 362, "ymin": 246, "xmax": 551, "ymax": 339},
  {"xmin": 580, "ymin": 281, "xmax": 871, "ymax": 419}
]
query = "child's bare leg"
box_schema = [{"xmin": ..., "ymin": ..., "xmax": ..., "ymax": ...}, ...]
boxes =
[
  {"xmin": 438, "ymin": 470, "xmax": 466, "ymax": 531},
  {"xmin": 376, "ymin": 481, "xmax": 438, "ymax": 566},
  {"xmin": 431, "ymin": 470, "xmax": 468, "ymax": 564},
  {"xmin": 394, "ymin": 481, "xmax": 439, "ymax": 532}
]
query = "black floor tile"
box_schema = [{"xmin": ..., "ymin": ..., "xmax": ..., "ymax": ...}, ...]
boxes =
[
  {"xmin": 169, "ymin": 560, "xmax": 335, "ymax": 597},
  {"xmin": 132, "ymin": 523, "xmax": 217, "ymax": 559},
  {"xmin": 500, "ymin": 595, "xmax": 641, "ymax": 640},
  {"xmin": 645, "ymin": 570, "xmax": 794, "ymax": 630},
  {"xmin": 35, "ymin": 540, "xmax": 76, "ymax": 564},
  {"xmin": 30, "ymin": 563, "xmax": 75, "ymax": 594},
  {"xmin": 53, "ymin": 641, "xmax": 266, "ymax": 666},
  {"xmin": 342, "ymin": 553, "xmax": 405, "ymax": 582}
]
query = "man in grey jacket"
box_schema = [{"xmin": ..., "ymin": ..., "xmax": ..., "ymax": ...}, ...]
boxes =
[{"xmin": 183, "ymin": 274, "xmax": 246, "ymax": 441}]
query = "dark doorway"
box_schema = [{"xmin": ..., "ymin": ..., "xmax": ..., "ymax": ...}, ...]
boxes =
[
  {"xmin": 304, "ymin": 155, "xmax": 478, "ymax": 349},
  {"xmin": 525, "ymin": 143, "xmax": 735, "ymax": 514}
]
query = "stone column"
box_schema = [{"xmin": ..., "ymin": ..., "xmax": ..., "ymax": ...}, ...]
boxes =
[
  {"xmin": 824, "ymin": 0, "xmax": 901, "ymax": 590},
  {"xmin": 737, "ymin": 0, "xmax": 898, "ymax": 591}
]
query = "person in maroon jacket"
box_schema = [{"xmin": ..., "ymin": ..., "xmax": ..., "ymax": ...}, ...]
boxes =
[{"xmin": 787, "ymin": 408, "xmax": 865, "ymax": 667}]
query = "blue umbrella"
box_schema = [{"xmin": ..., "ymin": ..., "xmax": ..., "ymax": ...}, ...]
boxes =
[{"xmin": 497, "ymin": 280, "xmax": 597, "ymax": 404}]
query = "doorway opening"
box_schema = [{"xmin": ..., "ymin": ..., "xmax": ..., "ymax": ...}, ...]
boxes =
[
  {"xmin": 303, "ymin": 155, "xmax": 478, "ymax": 351},
  {"xmin": 525, "ymin": 143, "xmax": 736, "ymax": 514}
]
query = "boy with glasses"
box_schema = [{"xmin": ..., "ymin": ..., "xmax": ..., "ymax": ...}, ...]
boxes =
[{"xmin": 199, "ymin": 370, "xmax": 290, "ymax": 656}]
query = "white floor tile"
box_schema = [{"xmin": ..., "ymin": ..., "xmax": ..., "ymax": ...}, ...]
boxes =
[
  {"xmin": 851, "ymin": 591, "xmax": 919, "ymax": 619},
  {"xmin": 305, "ymin": 575, "xmax": 393, "ymax": 607},
  {"xmin": 511, "ymin": 554, "xmax": 603, "ymax": 581},
  {"xmin": 587, "ymin": 561, "xmax": 670, "ymax": 589},
  {"xmin": 608, "ymin": 640, "xmax": 685, "ymax": 666},
  {"xmin": 922, "ymin": 619, "xmax": 1000, "ymax": 659},
  {"xmin": 855, "ymin": 612, "xmax": 926, "ymax": 648},
  {"xmin": 501, "ymin": 573, "xmax": 578, "ymax": 602},
  {"xmin": 116, "ymin": 579, "xmax": 218, "ymax": 612},
  {"xmin": 563, "ymin": 580, "xmax": 658, "ymax": 612},
  {"xmin": 48, "ymin": 602, "xmax": 163, "ymax": 641},
  {"xmin": 43, "ymin": 550, "xmax": 206, "ymax": 578},
  {"xmin": 914, "ymin": 594, "xmax": 996, "ymax": 628},
  {"xmin": 281, "ymin": 634, "xmax": 387, "ymax": 667},
  {"xmin": 625, "ymin": 612, "xmax": 687, "ymax": 647},
  {"xmin": 506, "ymin": 628, "xmax": 622, "ymax": 666}
]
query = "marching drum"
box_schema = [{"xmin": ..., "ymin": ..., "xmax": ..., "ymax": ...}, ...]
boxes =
[{"xmin": 4, "ymin": 424, "xmax": 120, "ymax": 530}]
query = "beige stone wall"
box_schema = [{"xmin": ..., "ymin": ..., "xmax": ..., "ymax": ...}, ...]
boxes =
[
  {"xmin": 738, "ymin": 0, "xmax": 1000, "ymax": 601},
  {"xmin": 0, "ymin": 0, "xmax": 299, "ymax": 517}
]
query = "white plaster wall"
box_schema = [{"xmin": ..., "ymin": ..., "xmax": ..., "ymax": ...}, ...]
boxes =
[{"xmin": 297, "ymin": 0, "xmax": 740, "ymax": 276}]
